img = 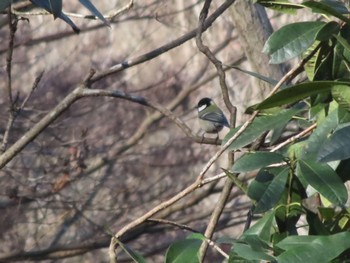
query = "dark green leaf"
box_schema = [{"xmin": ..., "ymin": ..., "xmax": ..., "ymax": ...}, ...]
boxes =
[
  {"xmin": 332, "ymin": 85, "xmax": 350, "ymax": 111},
  {"xmin": 232, "ymin": 243, "xmax": 276, "ymax": 261},
  {"xmin": 248, "ymin": 167, "xmax": 289, "ymax": 213},
  {"xmin": 223, "ymin": 168, "xmax": 248, "ymax": 193},
  {"xmin": 243, "ymin": 210, "xmax": 275, "ymax": 243},
  {"xmin": 31, "ymin": 0, "xmax": 62, "ymax": 19},
  {"xmin": 333, "ymin": 26, "xmax": 350, "ymax": 80},
  {"xmin": 165, "ymin": 238, "xmax": 201, "ymax": 263},
  {"xmin": 276, "ymin": 235, "xmax": 319, "ymax": 250},
  {"xmin": 263, "ymin": 21, "xmax": 325, "ymax": 64},
  {"xmin": 336, "ymin": 158, "xmax": 350, "ymax": 182},
  {"xmin": 306, "ymin": 209, "xmax": 331, "ymax": 235},
  {"xmin": 317, "ymin": 123, "xmax": 350, "ymax": 162},
  {"xmin": 57, "ymin": 12, "xmax": 80, "ymax": 33},
  {"xmin": 302, "ymin": 109, "xmax": 338, "ymax": 159},
  {"xmin": 302, "ymin": 1, "xmax": 350, "ymax": 24},
  {"xmin": 232, "ymin": 152, "xmax": 285, "ymax": 173},
  {"xmin": 256, "ymin": 0, "xmax": 304, "ymax": 14},
  {"xmin": 298, "ymin": 160, "xmax": 348, "ymax": 206},
  {"xmin": 253, "ymin": 81, "xmax": 350, "ymax": 110},
  {"xmin": 79, "ymin": 0, "xmax": 110, "ymax": 26},
  {"xmin": 223, "ymin": 108, "xmax": 301, "ymax": 150},
  {"xmin": 49, "ymin": 0, "xmax": 62, "ymax": 18},
  {"xmin": 315, "ymin": 21, "xmax": 340, "ymax": 41},
  {"xmin": 30, "ymin": 0, "xmax": 80, "ymax": 33},
  {"xmin": 276, "ymin": 232, "xmax": 350, "ymax": 263}
]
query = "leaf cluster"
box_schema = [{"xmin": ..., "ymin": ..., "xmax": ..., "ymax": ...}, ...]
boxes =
[{"xmin": 162, "ymin": 1, "xmax": 350, "ymax": 262}]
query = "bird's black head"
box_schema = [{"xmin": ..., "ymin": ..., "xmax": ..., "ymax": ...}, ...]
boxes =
[{"xmin": 197, "ymin": 97, "xmax": 212, "ymax": 110}]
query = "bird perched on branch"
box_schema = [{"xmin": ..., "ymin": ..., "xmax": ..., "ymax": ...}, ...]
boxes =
[{"xmin": 197, "ymin": 97, "xmax": 230, "ymax": 139}]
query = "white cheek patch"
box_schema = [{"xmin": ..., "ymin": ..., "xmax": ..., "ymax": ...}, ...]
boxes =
[{"xmin": 198, "ymin": 105, "xmax": 207, "ymax": 112}]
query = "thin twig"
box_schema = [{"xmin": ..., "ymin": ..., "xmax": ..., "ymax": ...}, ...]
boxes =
[
  {"xmin": 195, "ymin": 0, "xmax": 237, "ymax": 260},
  {"xmin": 271, "ymin": 123, "xmax": 317, "ymax": 152},
  {"xmin": 147, "ymin": 218, "xmax": 229, "ymax": 259},
  {"xmin": 19, "ymin": 71, "xmax": 44, "ymax": 110},
  {"xmin": 2, "ymin": 10, "xmax": 18, "ymax": 153}
]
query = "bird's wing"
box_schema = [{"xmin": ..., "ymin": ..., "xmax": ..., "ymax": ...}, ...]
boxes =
[{"xmin": 201, "ymin": 111, "xmax": 230, "ymax": 127}]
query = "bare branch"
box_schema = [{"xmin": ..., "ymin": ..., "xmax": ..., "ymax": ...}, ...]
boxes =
[
  {"xmin": 147, "ymin": 218, "xmax": 229, "ymax": 260},
  {"xmin": 1, "ymin": 10, "xmax": 18, "ymax": 153}
]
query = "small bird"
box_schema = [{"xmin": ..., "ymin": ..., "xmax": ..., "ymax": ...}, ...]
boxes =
[{"xmin": 197, "ymin": 97, "xmax": 230, "ymax": 138}]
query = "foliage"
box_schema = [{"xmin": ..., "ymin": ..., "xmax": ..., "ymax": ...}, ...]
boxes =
[
  {"xmin": 163, "ymin": 0, "xmax": 350, "ymax": 261},
  {"xmin": 3, "ymin": 0, "xmax": 350, "ymax": 262}
]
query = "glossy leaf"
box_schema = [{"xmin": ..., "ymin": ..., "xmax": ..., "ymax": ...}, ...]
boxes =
[
  {"xmin": 298, "ymin": 160, "xmax": 348, "ymax": 206},
  {"xmin": 248, "ymin": 167, "xmax": 289, "ymax": 213},
  {"xmin": 315, "ymin": 21, "xmax": 340, "ymax": 41},
  {"xmin": 302, "ymin": 1, "xmax": 350, "ymax": 24},
  {"xmin": 252, "ymin": 81, "xmax": 350, "ymax": 110},
  {"xmin": 276, "ymin": 232, "xmax": 350, "ymax": 263},
  {"xmin": 165, "ymin": 238, "xmax": 201, "ymax": 263},
  {"xmin": 317, "ymin": 123, "xmax": 350, "ymax": 162},
  {"xmin": 79, "ymin": 0, "xmax": 110, "ymax": 26},
  {"xmin": 232, "ymin": 152, "xmax": 285, "ymax": 173},
  {"xmin": 263, "ymin": 21, "xmax": 325, "ymax": 64},
  {"xmin": 223, "ymin": 108, "xmax": 301, "ymax": 150}
]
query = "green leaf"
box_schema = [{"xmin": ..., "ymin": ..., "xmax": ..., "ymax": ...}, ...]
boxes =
[
  {"xmin": 303, "ymin": 41, "xmax": 320, "ymax": 81},
  {"xmin": 256, "ymin": 0, "xmax": 304, "ymax": 14},
  {"xmin": 243, "ymin": 210, "xmax": 275, "ymax": 243},
  {"xmin": 79, "ymin": 0, "xmax": 110, "ymax": 26},
  {"xmin": 302, "ymin": 1, "xmax": 350, "ymax": 24},
  {"xmin": 232, "ymin": 152, "xmax": 285, "ymax": 173},
  {"xmin": 248, "ymin": 167, "xmax": 289, "ymax": 213},
  {"xmin": 315, "ymin": 21, "xmax": 340, "ymax": 41},
  {"xmin": 253, "ymin": 81, "xmax": 350, "ymax": 110},
  {"xmin": 332, "ymin": 27, "xmax": 350, "ymax": 80},
  {"xmin": 165, "ymin": 238, "xmax": 201, "ymax": 263},
  {"xmin": 302, "ymin": 109, "xmax": 338, "ymax": 159},
  {"xmin": 263, "ymin": 21, "xmax": 325, "ymax": 64},
  {"xmin": 317, "ymin": 123, "xmax": 350, "ymax": 162},
  {"xmin": 276, "ymin": 235, "xmax": 318, "ymax": 250},
  {"xmin": 298, "ymin": 160, "xmax": 348, "ymax": 206},
  {"xmin": 223, "ymin": 108, "xmax": 301, "ymax": 150},
  {"xmin": 276, "ymin": 232, "xmax": 350, "ymax": 263},
  {"xmin": 232, "ymin": 243, "xmax": 276, "ymax": 261},
  {"xmin": 223, "ymin": 168, "xmax": 248, "ymax": 194},
  {"xmin": 332, "ymin": 85, "xmax": 350, "ymax": 111}
]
